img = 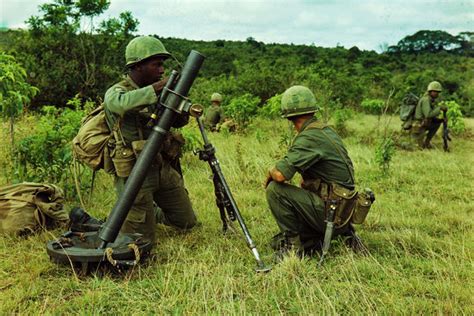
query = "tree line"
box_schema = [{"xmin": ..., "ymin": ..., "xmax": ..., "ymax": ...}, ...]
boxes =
[{"xmin": 0, "ymin": 0, "xmax": 473, "ymax": 116}]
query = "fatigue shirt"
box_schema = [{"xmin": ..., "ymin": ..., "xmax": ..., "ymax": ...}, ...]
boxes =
[
  {"xmin": 414, "ymin": 94, "xmax": 440, "ymax": 121},
  {"xmin": 104, "ymin": 75, "xmax": 159, "ymax": 144},
  {"xmin": 204, "ymin": 105, "xmax": 224, "ymax": 128},
  {"xmin": 275, "ymin": 117, "xmax": 355, "ymax": 189},
  {"xmin": 104, "ymin": 75, "xmax": 188, "ymax": 145}
]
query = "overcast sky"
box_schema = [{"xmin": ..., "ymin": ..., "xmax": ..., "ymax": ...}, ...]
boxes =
[{"xmin": 1, "ymin": 0, "xmax": 473, "ymax": 51}]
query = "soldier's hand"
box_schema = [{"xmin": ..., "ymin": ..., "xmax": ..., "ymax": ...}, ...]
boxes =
[
  {"xmin": 152, "ymin": 77, "xmax": 168, "ymax": 94},
  {"xmin": 440, "ymin": 105, "xmax": 448, "ymax": 112}
]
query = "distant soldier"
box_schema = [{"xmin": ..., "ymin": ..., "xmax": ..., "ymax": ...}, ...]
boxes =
[
  {"xmin": 204, "ymin": 93, "xmax": 225, "ymax": 131},
  {"xmin": 412, "ymin": 81, "xmax": 447, "ymax": 149},
  {"xmin": 265, "ymin": 85, "xmax": 361, "ymax": 260}
]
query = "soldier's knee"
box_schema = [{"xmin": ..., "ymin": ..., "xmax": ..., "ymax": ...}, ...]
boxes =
[{"xmin": 171, "ymin": 214, "xmax": 197, "ymax": 230}]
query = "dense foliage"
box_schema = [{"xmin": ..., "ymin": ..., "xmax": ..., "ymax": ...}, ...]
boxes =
[{"xmin": 0, "ymin": 1, "xmax": 472, "ymax": 118}]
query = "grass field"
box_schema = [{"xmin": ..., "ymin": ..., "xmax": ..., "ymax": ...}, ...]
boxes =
[{"xmin": 1, "ymin": 113, "xmax": 473, "ymax": 314}]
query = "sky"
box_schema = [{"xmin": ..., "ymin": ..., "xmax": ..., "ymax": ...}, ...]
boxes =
[{"xmin": 1, "ymin": 0, "xmax": 473, "ymax": 51}]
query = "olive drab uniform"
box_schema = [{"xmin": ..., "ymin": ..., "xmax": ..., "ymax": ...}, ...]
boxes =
[
  {"xmin": 266, "ymin": 117, "xmax": 355, "ymax": 246},
  {"xmin": 203, "ymin": 105, "xmax": 224, "ymax": 131},
  {"xmin": 104, "ymin": 75, "xmax": 197, "ymax": 244},
  {"xmin": 412, "ymin": 94, "xmax": 442, "ymax": 148}
]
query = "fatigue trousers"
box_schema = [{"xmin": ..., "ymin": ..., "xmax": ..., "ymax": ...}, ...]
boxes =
[
  {"xmin": 412, "ymin": 118, "xmax": 442, "ymax": 147},
  {"xmin": 114, "ymin": 161, "xmax": 197, "ymax": 245},
  {"xmin": 266, "ymin": 181, "xmax": 326, "ymax": 240}
]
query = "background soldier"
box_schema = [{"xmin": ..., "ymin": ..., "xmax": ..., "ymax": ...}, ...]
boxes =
[
  {"xmin": 265, "ymin": 85, "xmax": 358, "ymax": 259},
  {"xmin": 412, "ymin": 81, "xmax": 448, "ymax": 149},
  {"xmin": 204, "ymin": 92, "xmax": 225, "ymax": 131},
  {"xmin": 103, "ymin": 36, "xmax": 197, "ymax": 245}
]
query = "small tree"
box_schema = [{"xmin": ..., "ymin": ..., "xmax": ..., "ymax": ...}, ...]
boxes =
[
  {"xmin": 225, "ymin": 94, "xmax": 261, "ymax": 128},
  {"xmin": 440, "ymin": 100, "xmax": 465, "ymax": 134},
  {"xmin": 0, "ymin": 53, "xmax": 39, "ymax": 148}
]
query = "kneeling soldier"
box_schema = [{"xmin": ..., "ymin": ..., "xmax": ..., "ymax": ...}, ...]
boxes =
[
  {"xmin": 412, "ymin": 81, "xmax": 447, "ymax": 149},
  {"xmin": 265, "ymin": 85, "xmax": 359, "ymax": 259},
  {"xmin": 104, "ymin": 36, "xmax": 197, "ymax": 246}
]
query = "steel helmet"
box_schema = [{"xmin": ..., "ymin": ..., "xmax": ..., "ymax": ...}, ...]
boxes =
[
  {"xmin": 211, "ymin": 93, "xmax": 223, "ymax": 102},
  {"xmin": 281, "ymin": 85, "xmax": 318, "ymax": 118},
  {"xmin": 125, "ymin": 36, "xmax": 171, "ymax": 67},
  {"xmin": 427, "ymin": 81, "xmax": 442, "ymax": 92}
]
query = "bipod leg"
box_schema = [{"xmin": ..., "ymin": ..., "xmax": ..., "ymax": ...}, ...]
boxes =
[{"xmin": 214, "ymin": 175, "xmax": 235, "ymax": 233}]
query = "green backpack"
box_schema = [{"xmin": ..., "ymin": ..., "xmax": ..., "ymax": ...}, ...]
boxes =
[
  {"xmin": 0, "ymin": 182, "xmax": 68, "ymax": 235},
  {"xmin": 72, "ymin": 106, "xmax": 116, "ymax": 173},
  {"xmin": 400, "ymin": 93, "xmax": 419, "ymax": 120},
  {"xmin": 399, "ymin": 93, "xmax": 419, "ymax": 130}
]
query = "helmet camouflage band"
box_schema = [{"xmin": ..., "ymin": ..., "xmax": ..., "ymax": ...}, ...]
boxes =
[
  {"xmin": 211, "ymin": 92, "xmax": 223, "ymax": 102},
  {"xmin": 427, "ymin": 81, "xmax": 442, "ymax": 92},
  {"xmin": 281, "ymin": 85, "xmax": 318, "ymax": 118},
  {"xmin": 125, "ymin": 36, "xmax": 171, "ymax": 67}
]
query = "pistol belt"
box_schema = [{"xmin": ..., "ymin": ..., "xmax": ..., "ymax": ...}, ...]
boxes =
[{"xmin": 302, "ymin": 178, "xmax": 358, "ymax": 229}]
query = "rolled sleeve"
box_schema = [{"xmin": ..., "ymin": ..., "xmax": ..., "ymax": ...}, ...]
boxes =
[
  {"xmin": 105, "ymin": 85, "xmax": 158, "ymax": 116},
  {"xmin": 275, "ymin": 159, "xmax": 297, "ymax": 180},
  {"xmin": 274, "ymin": 133, "xmax": 323, "ymax": 181}
]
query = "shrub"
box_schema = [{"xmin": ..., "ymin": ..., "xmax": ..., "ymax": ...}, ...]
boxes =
[
  {"xmin": 360, "ymin": 99, "xmax": 385, "ymax": 115},
  {"xmin": 225, "ymin": 94, "xmax": 261, "ymax": 127},
  {"xmin": 258, "ymin": 93, "xmax": 282, "ymax": 119},
  {"xmin": 440, "ymin": 100, "xmax": 465, "ymax": 134},
  {"xmin": 12, "ymin": 98, "xmax": 92, "ymax": 196},
  {"xmin": 375, "ymin": 137, "xmax": 396, "ymax": 175},
  {"xmin": 332, "ymin": 108, "xmax": 353, "ymax": 136}
]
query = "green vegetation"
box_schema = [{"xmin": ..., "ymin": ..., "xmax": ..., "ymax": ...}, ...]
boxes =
[
  {"xmin": 0, "ymin": 1, "xmax": 472, "ymax": 116},
  {"xmin": 0, "ymin": 53, "xmax": 38, "ymax": 148},
  {"xmin": 0, "ymin": 1, "xmax": 473, "ymax": 313},
  {"xmin": 0, "ymin": 114, "xmax": 473, "ymax": 314}
]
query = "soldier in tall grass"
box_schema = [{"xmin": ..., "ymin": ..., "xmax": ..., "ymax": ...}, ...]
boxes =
[
  {"xmin": 412, "ymin": 81, "xmax": 448, "ymax": 149},
  {"xmin": 264, "ymin": 85, "xmax": 359, "ymax": 260}
]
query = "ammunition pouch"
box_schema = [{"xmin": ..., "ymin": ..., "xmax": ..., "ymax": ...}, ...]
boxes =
[
  {"xmin": 111, "ymin": 143, "xmax": 136, "ymax": 178},
  {"xmin": 302, "ymin": 179, "xmax": 373, "ymax": 227},
  {"xmin": 111, "ymin": 138, "xmax": 168, "ymax": 178},
  {"xmin": 327, "ymin": 183, "xmax": 358, "ymax": 228}
]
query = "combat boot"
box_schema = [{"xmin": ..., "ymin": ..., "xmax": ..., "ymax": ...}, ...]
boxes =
[
  {"xmin": 273, "ymin": 233, "xmax": 303, "ymax": 262},
  {"xmin": 69, "ymin": 207, "xmax": 103, "ymax": 232}
]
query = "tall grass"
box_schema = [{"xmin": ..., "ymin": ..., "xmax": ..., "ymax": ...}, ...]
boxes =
[{"xmin": 0, "ymin": 114, "xmax": 473, "ymax": 314}]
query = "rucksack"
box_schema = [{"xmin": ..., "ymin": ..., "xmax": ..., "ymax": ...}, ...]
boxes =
[
  {"xmin": 400, "ymin": 93, "xmax": 419, "ymax": 122},
  {"xmin": 0, "ymin": 182, "xmax": 68, "ymax": 235},
  {"xmin": 72, "ymin": 106, "xmax": 116, "ymax": 173}
]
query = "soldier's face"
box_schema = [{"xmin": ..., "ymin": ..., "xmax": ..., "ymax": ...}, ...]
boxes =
[
  {"xmin": 137, "ymin": 57, "xmax": 165, "ymax": 85},
  {"xmin": 429, "ymin": 91, "xmax": 440, "ymax": 99}
]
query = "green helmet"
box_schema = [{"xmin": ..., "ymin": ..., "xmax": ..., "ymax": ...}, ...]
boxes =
[
  {"xmin": 427, "ymin": 81, "xmax": 442, "ymax": 92},
  {"xmin": 211, "ymin": 92, "xmax": 223, "ymax": 102},
  {"xmin": 125, "ymin": 36, "xmax": 171, "ymax": 67},
  {"xmin": 281, "ymin": 85, "xmax": 318, "ymax": 118}
]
